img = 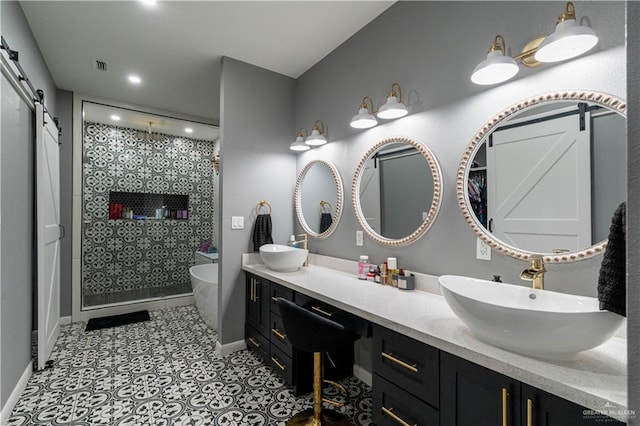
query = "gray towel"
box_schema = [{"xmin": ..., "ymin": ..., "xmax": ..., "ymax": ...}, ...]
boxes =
[
  {"xmin": 598, "ymin": 202, "xmax": 626, "ymax": 317},
  {"xmin": 252, "ymin": 214, "xmax": 273, "ymax": 251}
]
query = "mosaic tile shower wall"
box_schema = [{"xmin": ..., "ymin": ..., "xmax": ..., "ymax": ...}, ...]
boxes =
[{"xmin": 82, "ymin": 122, "xmax": 215, "ymax": 299}]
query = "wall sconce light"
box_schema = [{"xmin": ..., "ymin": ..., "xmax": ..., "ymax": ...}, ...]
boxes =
[
  {"xmin": 290, "ymin": 128, "xmax": 311, "ymax": 152},
  {"xmin": 350, "ymin": 83, "xmax": 409, "ymax": 130},
  {"xmin": 305, "ymin": 120, "xmax": 327, "ymax": 146},
  {"xmin": 534, "ymin": 1, "xmax": 599, "ymax": 63},
  {"xmin": 471, "ymin": 35, "xmax": 520, "ymax": 85},
  {"xmin": 212, "ymin": 154, "xmax": 220, "ymax": 175},
  {"xmin": 377, "ymin": 82, "xmax": 408, "ymax": 119},
  {"xmin": 350, "ymin": 96, "xmax": 378, "ymax": 129},
  {"xmin": 471, "ymin": 1, "xmax": 598, "ymax": 85}
]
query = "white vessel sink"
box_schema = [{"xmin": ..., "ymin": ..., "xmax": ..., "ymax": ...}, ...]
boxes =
[
  {"xmin": 259, "ymin": 244, "xmax": 308, "ymax": 272},
  {"xmin": 439, "ymin": 275, "xmax": 624, "ymax": 360}
]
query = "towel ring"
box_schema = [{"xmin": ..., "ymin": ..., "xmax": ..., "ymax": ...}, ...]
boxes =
[
  {"xmin": 320, "ymin": 201, "xmax": 332, "ymax": 213},
  {"xmin": 256, "ymin": 199, "xmax": 272, "ymax": 215}
]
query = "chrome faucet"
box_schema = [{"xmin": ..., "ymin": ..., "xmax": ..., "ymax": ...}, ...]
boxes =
[
  {"xmin": 520, "ymin": 256, "xmax": 545, "ymax": 290},
  {"xmin": 293, "ymin": 233, "xmax": 309, "ymax": 267}
]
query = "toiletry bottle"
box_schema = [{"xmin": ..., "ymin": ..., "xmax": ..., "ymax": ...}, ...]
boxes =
[
  {"xmin": 288, "ymin": 235, "xmax": 296, "ymax": 248},
  {"xmin": 381, "ymin": 262, "xmax": 388, "ymax": 285},
  {"xmin": 357, "ymin": 255, "xmax": 369, "ymax": 280},
  {"xmin": 388, "ymin": 257, "xmax": 398, "ymax": 286},
  {"xmin": 366, "ymin": 265, "xmax": 375, "ymax": 281},
  {"xmin": 374, "ymin": 266, "xmax": 381, "ymax": 283}
]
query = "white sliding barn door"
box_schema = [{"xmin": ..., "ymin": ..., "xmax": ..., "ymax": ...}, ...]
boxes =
[
  {"xmin": 36, "ymin": 102, "xmax": 61, "ymax": 370},
  {"xmin": 487, "ymin": 112, "xmax": 591, "ymax": 253}
]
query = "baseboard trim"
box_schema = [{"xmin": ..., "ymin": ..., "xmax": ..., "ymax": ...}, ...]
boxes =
[
  {"xmin": 216, "ymin": 339, "xmax": 246, "ymax": 357},
  {"xmin": 0, "ymin": 362, "xmax": 31, "ymax": 424},
  {"xmin": 59, "ymin": 316, "xmax": 72, "ymax": 326},
  {"xmin": 353, "ymin": 364, "xmax": 372, "ymax": 387}
]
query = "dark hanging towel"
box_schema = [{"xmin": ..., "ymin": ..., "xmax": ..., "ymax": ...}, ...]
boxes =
[
  {"xmin": 252, "ymin": 214, "xmax": 273, "ymax": 251},
  {"xmin": 319, "ymin": 212, "xmax": 333, "ymax": 233},
  {"xmin": 597, "ymin": 202, "xmax": 626, "ymax": 317}
]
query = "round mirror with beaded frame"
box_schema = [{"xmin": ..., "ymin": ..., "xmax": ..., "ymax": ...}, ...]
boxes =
[{"xmin": 457, "ymin": 91, "xmax": 626, "ymax": 264}]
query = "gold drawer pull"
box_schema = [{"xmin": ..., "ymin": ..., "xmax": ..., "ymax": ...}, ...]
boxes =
[
  {"xmin": 381, "ymin": 351, "xmax": 419, "ymax": 373},
  {"xmin": 248, "ymin": 337, "xmax": 261, "ymax": 348},
  {"xmin": 271, "ymin": 328, "xmax": 287, "ymax": 340},
  {"xmin": 381, "ymin": 406, "xmax": 416, "ymax": 426},
  {"xmin": 527, "ymin": 398, "xmax": 533, "ymax": 426},
  {"xmin": 271, "ymin": 356, "xmax": 287, "ymax": 371},
  {"xmin": 271, "ymin": 296, "xmax": 279, "ymax": 302},
  {"xmin": 311, "ymin": 305, "xmax": 333, "ymax": 317},
  {"xmin": 502, "ymin": 388, "xmax": 509, "ymax": 426}
]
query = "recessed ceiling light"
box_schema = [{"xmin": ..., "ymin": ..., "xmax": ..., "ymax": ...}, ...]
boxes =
[
  {"xmin": 185, "ymin": 128, "xmax": 194, "ymax": 134},
  {"xmin": 128, "ymin": 75, "xmax": 142, "ymax": 85},
  {"xmin": 110, "ymin": 115, "xmax": 121, "ymax": 121},
  {"xmin": 140, "ymin": 0, "xmax": 157, "ymax": 6}
]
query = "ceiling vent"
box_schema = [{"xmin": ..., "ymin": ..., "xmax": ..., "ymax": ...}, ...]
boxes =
[{"xmin": 93, "ymin": 59, "xmax": 109, "ymax": 72}]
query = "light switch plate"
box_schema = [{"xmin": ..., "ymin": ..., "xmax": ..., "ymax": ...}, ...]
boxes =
[
  {"xmin": 231, "ymin": 216, "xmax": 244, "ymax": 229},
  {"xmin": 356, "ymin": 230, "xmax": 364, "ymax": 246},
  {"xmin": 476, "ymin": 237, "xmax": 491, "ymax": 260}
]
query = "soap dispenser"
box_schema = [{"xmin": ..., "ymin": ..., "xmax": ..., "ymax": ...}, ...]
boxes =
[{"xmin": 288, "ymin": 234, "xmax": 297, "ymax": 248}]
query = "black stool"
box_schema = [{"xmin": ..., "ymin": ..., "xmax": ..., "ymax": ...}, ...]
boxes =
[{"xmin": 277, "ymin": 297, "xmax": 359, "ymax": 426}]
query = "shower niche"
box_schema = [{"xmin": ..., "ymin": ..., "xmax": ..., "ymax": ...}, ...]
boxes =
[{"xmin": 108, "ymin": 191, "xmax": 189, "ymax": 220}]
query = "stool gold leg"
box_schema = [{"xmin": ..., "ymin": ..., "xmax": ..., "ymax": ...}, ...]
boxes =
[{"xmin": 286, "ymin": 352, "xmax": 352, "ymax": 426}]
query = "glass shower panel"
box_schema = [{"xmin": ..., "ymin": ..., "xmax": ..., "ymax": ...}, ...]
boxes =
[{"xmin": 81, "ymin": 102, "xmax": 219, "ymax": 309}]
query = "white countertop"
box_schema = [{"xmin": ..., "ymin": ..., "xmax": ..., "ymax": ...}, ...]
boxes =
[{"xmin": 242, "ymin": 256, "xmax": 628, "ymax": 422}]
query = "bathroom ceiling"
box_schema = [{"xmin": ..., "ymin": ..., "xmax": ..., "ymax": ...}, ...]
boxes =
[{"xmin": 19, "ymin": 1, "xmax": 395, "ymax": 124}]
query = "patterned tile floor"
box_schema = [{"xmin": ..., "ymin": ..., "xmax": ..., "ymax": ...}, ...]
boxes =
[{"xmin": 7, "ymin": 305, "xmax": 372, "ymax": 425}]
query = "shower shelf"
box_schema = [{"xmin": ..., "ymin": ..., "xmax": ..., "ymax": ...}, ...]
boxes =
[{"xmin": 108, "ymin": 191, "xmax": 189, "ymax": 220}]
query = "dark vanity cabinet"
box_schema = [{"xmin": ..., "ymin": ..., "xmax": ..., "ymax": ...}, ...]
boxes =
[
  {"xmin": 244, "ymin": 273, "xmax": 355, "ymax": 396},
  {"xmin": 373, "ymin": 325, "xmax": 625, "ymax": 426},
  {"xmin": 441, "ymin": 351, "xmax": 521, "ymax": 425},
  {"xmin": 372, "ymin": 324, "xmax": 440, "ymax": 425},
  {"xmin": 520, "ymin": 384, "xmax": 625, "ymax": 426},
  {"xmin": 246, "ymin": 274, "xmax": 269, "ymax": 337}
]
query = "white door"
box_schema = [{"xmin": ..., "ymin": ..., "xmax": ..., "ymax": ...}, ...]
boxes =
[
  {"xmin": 36, "ymin": 102, "xmax": 61, "ymax": 370},
  {"xmin": 487, "ymin": 110, "xmax": 591, "ymax": 253}
]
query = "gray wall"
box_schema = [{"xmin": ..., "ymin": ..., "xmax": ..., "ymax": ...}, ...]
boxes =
[
  {"xmin": 1, "ymin": 0, "xmax": 58, "ymax": 409},
  {"xmin": 57, "ymin": 90, "xmax": 73, "ymax": 317},
  {"xmin": 626, "ymin": 3, "xmax": 639, "ymax": 422},
  {"xmin": 294, "ymin": 1, "xmax": 625, "ymax": 297},
  {"xmin": 380, "ymin": 152, "xmax": 433, "ymax": 239},
  {"xmin": 1, "ymin": 2, "xmax": 57, "ymax": 114},
  {"xmin": 218, "ymin": 57, "xmax": 296, "ymax": 347},
  {"xmin": 592, "ymin": 113, "xmax": 626, "ymax": 243},
  {"xmin": 0, "ymin": 75, "xmax": 34, "ymax": 409}
]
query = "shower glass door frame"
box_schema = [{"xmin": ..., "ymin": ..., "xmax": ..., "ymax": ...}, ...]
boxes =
[{"xmin": 71, "ymin": 93, "xmax": 219, "ymax": 321}]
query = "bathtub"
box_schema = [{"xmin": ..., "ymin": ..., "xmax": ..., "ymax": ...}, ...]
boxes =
[{"xmin": 189, "ymin": 263, "xmax": 218, "ymax": 329}]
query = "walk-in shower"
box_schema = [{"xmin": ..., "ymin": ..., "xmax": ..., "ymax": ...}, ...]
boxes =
[{"xmin": 80, "ymin": 101, "xmax": 219, "ymax": 309}]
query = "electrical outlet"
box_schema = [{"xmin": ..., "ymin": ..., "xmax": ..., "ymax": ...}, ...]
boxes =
[
  {"xmin": 356, "ymin": 230, "xmax": 364, "ymax": 246},
  {"xmin": 476, "ymin": 237, "xmax": 491, "ymax": 260}
]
